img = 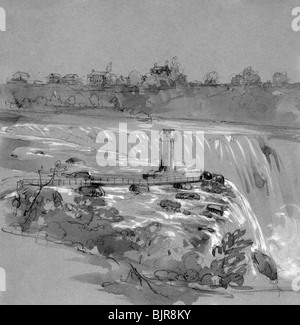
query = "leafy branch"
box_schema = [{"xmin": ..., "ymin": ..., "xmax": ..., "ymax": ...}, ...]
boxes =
[{"xmin": 15, "ymin": 161, "xmax": 64, "ymax": 231}]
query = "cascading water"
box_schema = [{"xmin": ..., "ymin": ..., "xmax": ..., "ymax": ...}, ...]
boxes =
[
  {"xmin": 203, "ymin": 130, "xmax": 300, "ymax": 281},
  {"xmin": 223, "ymin": 180, "xmax": 267, "ymax": 251}
]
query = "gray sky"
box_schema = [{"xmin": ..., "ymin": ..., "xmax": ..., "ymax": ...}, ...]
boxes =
[{"xmin": 0, "ymin": 0, "xmax": 300, "ymax": 83}]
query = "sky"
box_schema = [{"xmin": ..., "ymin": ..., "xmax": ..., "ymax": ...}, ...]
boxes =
[{"xmin": 0, "ymin": 0, "xmax": 300, "ymax": 83}]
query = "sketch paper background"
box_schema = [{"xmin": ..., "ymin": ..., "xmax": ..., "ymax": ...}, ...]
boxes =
[{"xmin": 0, "ymin": 0, "xmax": 300, "ymax": 305}]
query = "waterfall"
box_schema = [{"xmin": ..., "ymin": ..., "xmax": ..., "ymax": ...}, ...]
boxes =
[
  {"xmin": 205, "ymin": 131, "xmax": 300, "ymax": 280},
  {"xmin": 226, "ymin": 179, "xmax": 267, "ymax": 251}
]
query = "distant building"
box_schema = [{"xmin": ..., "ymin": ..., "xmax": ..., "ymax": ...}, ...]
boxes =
[
  {"xmin": 87, "ymin": 63, "xmax": 114, "ymax": 85},
  {"xmin": 62, "ymin": 74, "xmax": 79, "ymax": 85},
  {"xmin": 87, "ymin": 69, "xmax": 107, "ymax": 85},
  {"xmin": 12, "ymin": 71, "xmax": 30, "ymax": 82},
  {"xmin": 150, "ymin": 63, "xmax": 171, "ymax": 77},
  {"xmin": 46, "ymin": 73, "xmax": 62, "ymax": 84},
  {"xmin": 33, "ymin": 80, "xmax": 44, "ymax": 85}
]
